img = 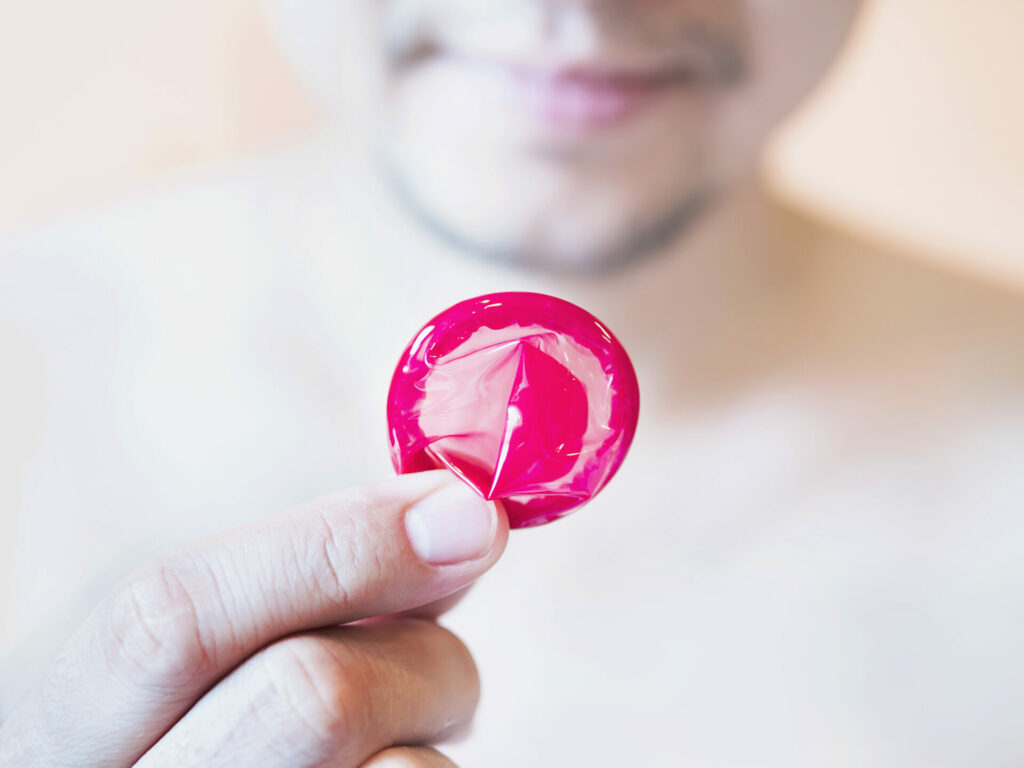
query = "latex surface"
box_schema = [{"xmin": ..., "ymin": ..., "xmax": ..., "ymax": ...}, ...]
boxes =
[{"xmin": 388, "ymin": 292, "xmax": 639, "ymax": 528}]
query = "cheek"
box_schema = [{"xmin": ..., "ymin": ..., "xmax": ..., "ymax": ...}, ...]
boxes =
[
  {"xmin": 749, "ymin": 0, "xmax": 861, "ymax": 107},
  {"xmin": 708, "ymin": 0, "xmax": 861, "ymax": 177}
]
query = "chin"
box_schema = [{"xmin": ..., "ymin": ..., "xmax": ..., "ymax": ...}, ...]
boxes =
[
  {"xmin": 380, "ymin": 144, "xmax": 716, "ymax": 274},
  {"xmin": 377, "ymin": 52, "xmax": 729, "ymax": 271},
  {"xmin": 379, "ymin": 124, "xmax": 719, "ymax": 273}
]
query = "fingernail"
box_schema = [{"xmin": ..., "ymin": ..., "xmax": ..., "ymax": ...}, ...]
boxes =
[{"xmin": 405, "ymin": 481, "xmax": 497, "ymax": 565}]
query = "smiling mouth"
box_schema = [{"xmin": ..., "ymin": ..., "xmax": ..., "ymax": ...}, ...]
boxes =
[
  {"xmin": 397, "ymin": 28, "xmax": 744, "ymax": 133},
  {"xmin": 390, "ymin": 15, "xmax": 746, "ymax": 134},
  {"xmin": 501, "ymin": 63, "xmax": 709, "ymax": 130},
  {"xmin": 419, "ymin": 52, "xmax": 732, "ymax": 136}
]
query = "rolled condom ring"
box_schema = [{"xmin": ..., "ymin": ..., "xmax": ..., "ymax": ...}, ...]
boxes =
[{"xmin": 387, "ymin": 292, "xmax": 639, "ymax": 528}]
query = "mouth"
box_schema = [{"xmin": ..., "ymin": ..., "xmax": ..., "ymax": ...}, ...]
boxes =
[
  {"xmin": 384, "ymin": 2, "xmax": 747, "ymax": 135},
  {"xmin": 417, "ymin": 52, "xmax": 724, "ymax": 136},
  {"xmin": 387, "ymin": 12, "xmax": 745, "ymax": 140},
  {"xmin": 499, "ymin": 62, "xmax": 705, "ymax": 131}
]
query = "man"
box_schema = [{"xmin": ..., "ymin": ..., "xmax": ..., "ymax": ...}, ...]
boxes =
[{"xmin": 3, "ymin": 1, "xmax": 1024, "ymax": 766}]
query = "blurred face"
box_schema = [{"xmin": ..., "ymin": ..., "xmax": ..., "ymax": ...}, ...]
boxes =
[{"xmin": 268, "ymin": 0, "xmax": 860, "ymax": 270}]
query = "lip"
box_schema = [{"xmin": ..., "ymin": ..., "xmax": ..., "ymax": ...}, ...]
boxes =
[
  {"xmin": 503, "ymin": 64, "xmax": 697, "ymax": 131},
  {"xmin": 423, "ymin": 51, "xmax": 707, "ymax": 134}
]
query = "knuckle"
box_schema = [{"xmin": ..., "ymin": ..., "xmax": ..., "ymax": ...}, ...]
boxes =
[
  {"xmin": 305, "ymin": 504, "xmax": 387, "ymax": 609},
  {"xmin": 102, "ymin": 558, "xmax": 216, "ymax": 689},
  {"xmin": 259, "ymin": 635, "xmax": 373, "ymax": 751}
]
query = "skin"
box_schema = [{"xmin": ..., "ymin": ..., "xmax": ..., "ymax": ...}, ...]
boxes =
[
  {"xmin": 0, "ymin": 471, "xmax": 507, "ymax": 767},
  {"xmin": 35, "ymin": 0, "xmax": 1024, "ymax": 766},
  {"xmin": 336, "ymin": 0, "xmax": 861, "ymax": 270}
]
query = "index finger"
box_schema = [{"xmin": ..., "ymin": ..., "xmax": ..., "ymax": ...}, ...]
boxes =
[{"xmin": 0, "ymin": 471, "xmax": 506, "ymax": 768}]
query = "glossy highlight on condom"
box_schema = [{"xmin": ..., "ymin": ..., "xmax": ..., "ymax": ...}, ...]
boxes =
[{"xmin": 387, "ymin": 292, "xmax": 639, "ymax": 528}]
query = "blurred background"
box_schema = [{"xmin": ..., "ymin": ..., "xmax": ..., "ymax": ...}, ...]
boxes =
[
  {"xmin": 2, "ymin": 0, "xmax": 1022, "ymax": 287},
  {"xmin": 2, "ymin": 5, "xmax": 1024, "ymax": 761}
]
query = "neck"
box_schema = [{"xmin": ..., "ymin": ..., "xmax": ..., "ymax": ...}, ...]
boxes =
[{"xmin": 542, "ymin": 178, "xmax": 795, "ymax": 410}]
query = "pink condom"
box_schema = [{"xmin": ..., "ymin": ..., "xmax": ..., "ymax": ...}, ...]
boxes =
[{"xmin": 387, "ymin": 292, "xmax": 639, "ymax": 528}]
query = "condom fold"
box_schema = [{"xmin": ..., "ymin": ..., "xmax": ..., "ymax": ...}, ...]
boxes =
[{"xmin": 387, "ymin": 292, "xmax": 639, "ymax": 528}]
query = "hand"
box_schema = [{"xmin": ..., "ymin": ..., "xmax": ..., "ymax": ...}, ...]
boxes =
[{"xmin": 0, "ymin": 471, "xmax": 508, "ymax": 768}]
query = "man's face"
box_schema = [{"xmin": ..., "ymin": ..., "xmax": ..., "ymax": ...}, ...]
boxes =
[{"xmin": 273, "ymin": 0, "xmax": 860, "ymax": 270}]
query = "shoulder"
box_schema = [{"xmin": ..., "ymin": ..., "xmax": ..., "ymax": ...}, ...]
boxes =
[
  {"xmin": 774, "ymin": 200, "xmax": 1024, "ymax": 380},
  {"xmin": 768, "ymin": 200, "xmax": 1024, "ymax": 479},
  {"xmin": 0, "ymin": 135, "xmax": 368, "ymax": 309}
]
